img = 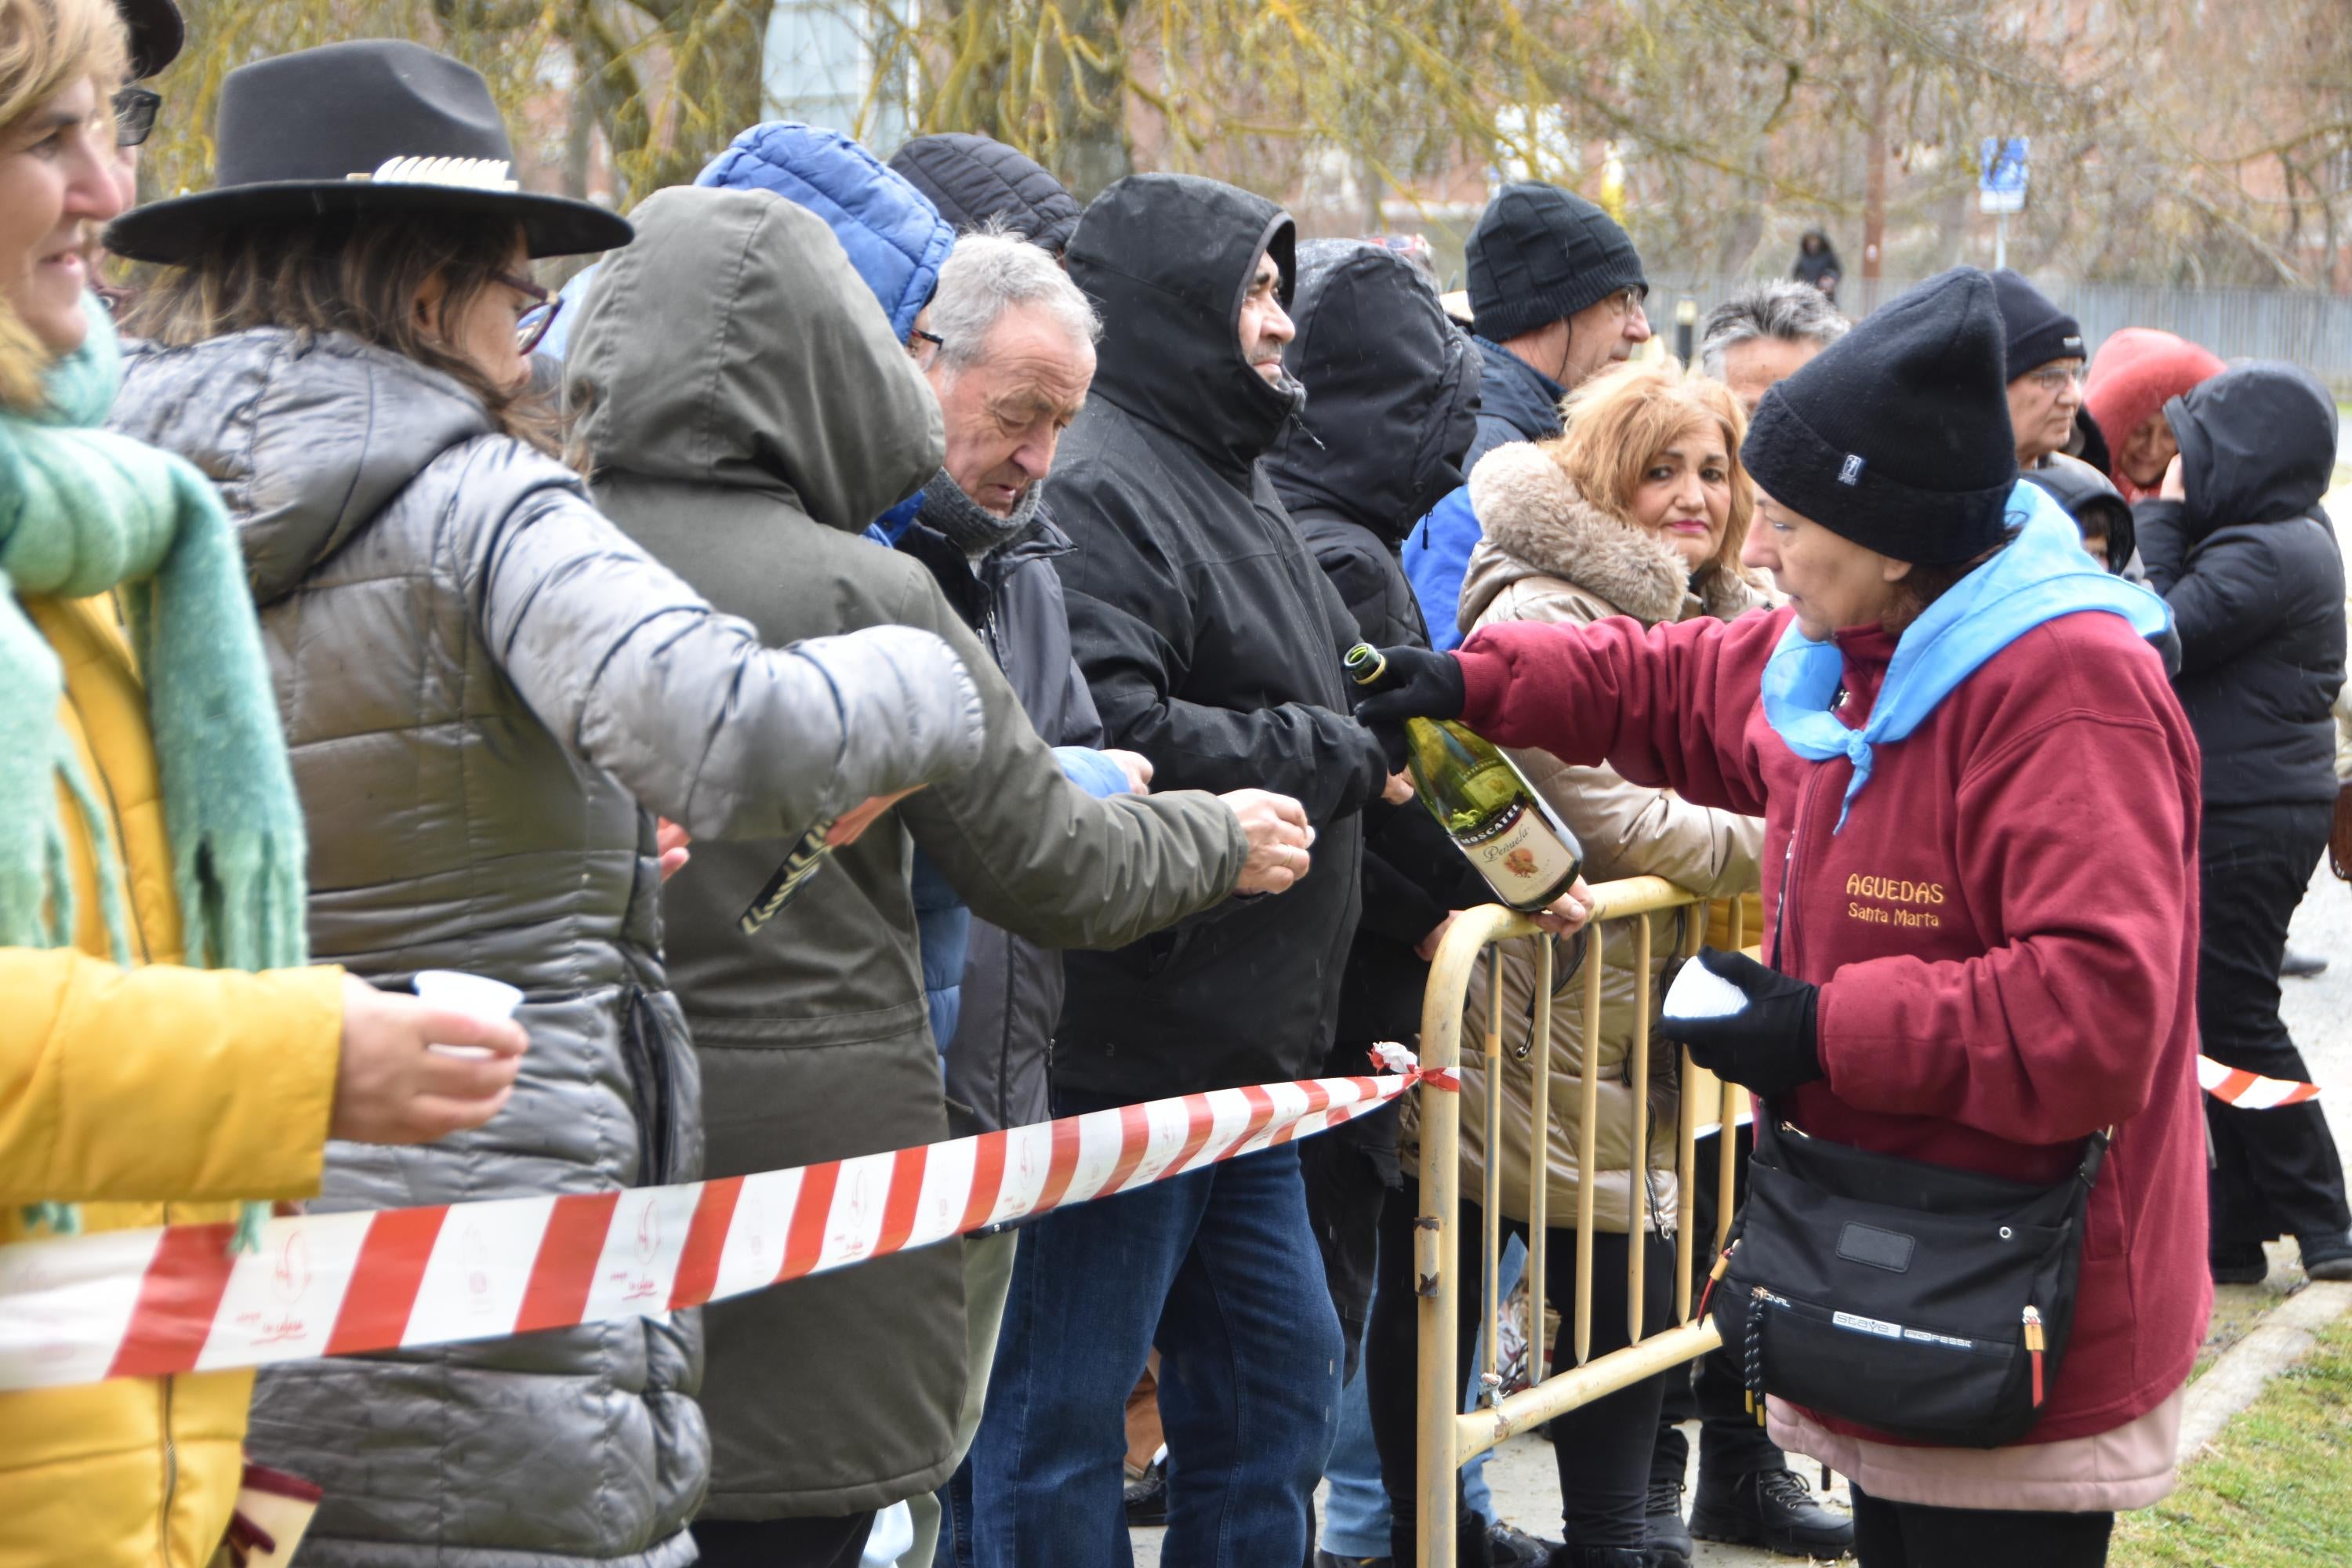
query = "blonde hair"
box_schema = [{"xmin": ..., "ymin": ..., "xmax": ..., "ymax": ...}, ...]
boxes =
[
  {"xmin": 0, "ymin": 0, "xmax": 126, "ymax": 410},
  {"xmin": 1547, "ymin": 358, "xmax": 1757, "ymax": 580}
]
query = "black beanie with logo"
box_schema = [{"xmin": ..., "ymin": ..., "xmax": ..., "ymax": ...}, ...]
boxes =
[
  {"xmin": 1467, "ymin": 183, "xmax": 1646, "ymax": 343},
  {"xmin": 1990, "ymin": 269, "xmax": 2085, "ymax": 381},
  {"xmin": 1741, "ymin": 267, "xmax": 2020, "ymax": 566}
]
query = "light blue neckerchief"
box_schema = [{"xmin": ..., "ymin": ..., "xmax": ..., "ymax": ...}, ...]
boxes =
[{"xmin": 1760, "ymin": 481, "xmax": 2172, "ymax": 831}]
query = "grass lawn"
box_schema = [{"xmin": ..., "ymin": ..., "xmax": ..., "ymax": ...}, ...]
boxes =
[{"xmin": 2110, "ymin": 1314, "xmax": 2352, "ymax": 1568}]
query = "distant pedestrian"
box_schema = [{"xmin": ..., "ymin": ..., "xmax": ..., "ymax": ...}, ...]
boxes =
[
  {"xmin": 2135, "ymin": 362, "xmax": 2352, "ymax": 1287},
  {"xmin": 1790, "ymin": 228, "xmax": 1841, "ymax": 299}
]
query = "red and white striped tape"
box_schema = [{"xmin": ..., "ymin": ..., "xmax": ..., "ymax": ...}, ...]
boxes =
[
  {"xmin": 0, "ymin": 1053, "xmax": 1448, "ymax": 1394},
  {"xmin": 2198, "ymin": 1055, "xmax": 2322, "ymax": 1110}
]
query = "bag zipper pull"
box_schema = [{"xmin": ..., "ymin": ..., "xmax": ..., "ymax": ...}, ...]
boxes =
[
  {"xmin": 1746, "ymin": 1286, "xmax": 1769, "ymax": 1424},
  {"xmin": 2024, "ymin": 1305, "xmax": 2046, "ymax": 1407},
  {"xmin": 1697, "ymin": 1241, "xmax": 1737, "ymax": 1319}
]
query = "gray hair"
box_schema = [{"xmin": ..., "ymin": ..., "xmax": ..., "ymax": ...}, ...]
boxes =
[
  {"xmin": 927, "ymin": 229, "xmax": 1101, "ymax": 376},
  {"xmin": 1698, "ymin": 281, "xmax": 1850, "ymax": 379}
]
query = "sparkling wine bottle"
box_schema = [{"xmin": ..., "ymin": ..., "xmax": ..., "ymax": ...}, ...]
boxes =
[{"xmin": 1345, "ymin": 644, "xmax": 1583, "ymax": 913}]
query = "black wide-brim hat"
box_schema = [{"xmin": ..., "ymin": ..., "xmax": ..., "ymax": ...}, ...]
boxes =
[
  {"xmin": 117, "ymin": 0, "xmax": 183, "ymax": 79},
  {"xmin": 107, "ymin": 39, "xmax": 632, "ymax": 265}
]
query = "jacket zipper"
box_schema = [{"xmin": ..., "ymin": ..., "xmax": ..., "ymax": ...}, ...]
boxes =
[
  {"xmin": 1771, "ymin": 761, "xmax": 1828, "ymax": 975},
  {"xmin": 158, "ymin": 1224, "xmax": 178, "ymax": 1566},
  {"xmin": 622, "ymin": 988, "xmax": 673, "ymax": 1186},
  {"xmin": 60, "ymin": 674, "xmax": 173, "ymax": 1561},
  {"xmin": 61, "ymin": 688, "xmax": 154, "ymax": 961}
]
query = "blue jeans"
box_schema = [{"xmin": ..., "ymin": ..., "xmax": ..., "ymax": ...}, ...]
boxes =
[
  {"xmin": 962, "ymin": 1099, "xmax": 1343, "ymax": 1568},
  {"xmin": 1319, "ymin": 1238, "xmax": 1519, "ymax": 1558}
]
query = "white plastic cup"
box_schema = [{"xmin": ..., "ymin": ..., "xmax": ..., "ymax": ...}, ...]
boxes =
[{"xmin": 413, "ymin": 970, "xmax": 524, "ymax": 1057}]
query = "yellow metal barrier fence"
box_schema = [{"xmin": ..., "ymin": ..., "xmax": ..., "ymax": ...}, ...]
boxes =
[{"xmin": 1413, "ymin": 879, "xmax": 1751, "ymax": 1568}]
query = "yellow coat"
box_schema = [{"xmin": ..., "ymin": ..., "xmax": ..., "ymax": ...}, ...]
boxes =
[{"xmin": 0, "ymin": 596, "xmax": 341, "ymax": 1568}]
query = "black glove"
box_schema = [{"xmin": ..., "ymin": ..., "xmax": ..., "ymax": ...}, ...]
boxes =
[
  {"xmin": 1661, "ymin": 948, "xmax": 1824, "ymax": 1100},
  {"xmin": 1350, "ymin": 644, "xmax": 1467, "ymax": 772}
]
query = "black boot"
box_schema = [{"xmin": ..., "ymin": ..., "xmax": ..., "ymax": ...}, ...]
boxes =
[
  {"xmin": 1121, "ymin": 1456, "xmax": 1167, "ymax": 1527},
  {"xmin": 1484, "ymin": 1521, "xmax": 1561, "ymax": 1567},
  {"xmin": 2210, "ymin": 1240, "xmax": 2270, "ymax": 1285},
  {"xmin": 1690, "ymin": 1467, "xmax": 1855, "ymax": 1559},
  {"xmin": 2300, "ymin": 1232, "xmax": 2352, "ymax": 1282},
  {"xmin": 1643, "ymin": 1473, "xmax": 1692, "ymax": 1567},
  {"xmin": 1542, "ymin": 1549, "xmax": 1648, "ymax": 1568},
  {"xmin": 1390, "ymin": 1512, "xmax": 1492, "ymax": 1568}
]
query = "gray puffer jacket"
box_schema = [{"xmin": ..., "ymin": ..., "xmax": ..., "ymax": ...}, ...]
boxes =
[
  {"xmin": 109, "ymin": 328, "xmax": 984, "ymax": 1568},
  {"xmin": 570, "ymin": 186, "xmax": 1248, "ymax": 1520}
]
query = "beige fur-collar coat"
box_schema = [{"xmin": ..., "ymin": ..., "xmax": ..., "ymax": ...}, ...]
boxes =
[{"xmin": 1450, "ymin": 442, "xmax": 1770, "ymax": 1232}]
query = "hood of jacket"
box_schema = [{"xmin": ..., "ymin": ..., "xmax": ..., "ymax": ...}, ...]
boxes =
[
  {"xmin": 888, "ymin": 132, "xmax": 1081, "ymax": 254},
  {"xmin": 2169, "ymin": 361, "xmax": 2337, "ymax": 541},
  {"xmin": 111, "ymin": 329, "xmax": 492, "ymax": 607},
  {"xmin": 1460, "ymin": 441, "xmax": 1757, "ymax": 629},
  {"xmin": 566, "ymin": 185, "xmax": 944, "ymax": 532},
  {"xmin": 696, "ymin": 121, "xmax": 954, "ymax": 342},
  {"xmin": 1066, "ymin": 172, "xmax": 1300, "ymax": 475},
  {"xmin": 1265, "ymin": 240, "xmax": 1483, "ymax": 545}
]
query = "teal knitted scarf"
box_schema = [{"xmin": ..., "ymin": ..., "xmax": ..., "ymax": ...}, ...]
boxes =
[{"xmin": 2, "ymin": 302, "xmax": 308, "ymax": 1244}]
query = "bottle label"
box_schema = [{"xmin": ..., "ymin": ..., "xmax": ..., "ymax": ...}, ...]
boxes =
[{"xmin": 1454, "ymin": 800, "xmax": 1576, "ymax": 902}]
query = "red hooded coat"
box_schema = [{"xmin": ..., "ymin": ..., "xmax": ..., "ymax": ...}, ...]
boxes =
[{"xmin": 2082, "ymin": 329, "xmax": 2226, "ymax": 503}]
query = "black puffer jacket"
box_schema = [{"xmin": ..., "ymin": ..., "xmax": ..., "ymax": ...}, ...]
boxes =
[
  {"xmin": 2136, "ymin": 362, "xmax": 2345, "ymax": 809},
  {"xmin": 888, "ymin": 132, "xmax": 1082, "ymax": 253},
  {"xmin": 1267, "ymin": 240, "xmax": 1487, "ymax": 1047},
  {"xmin": 1051, "ymin": 173, "xmax": 1390, "ymax": 1100}
]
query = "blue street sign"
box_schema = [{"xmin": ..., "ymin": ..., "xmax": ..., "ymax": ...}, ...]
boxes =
[
  {"xmin": 1979, "ymin": 137, "xmax": 2030, "ymax": 191},
  {"xmin": 1979, "ymin": 136, "xmax": 2028, "ymax": 213}
]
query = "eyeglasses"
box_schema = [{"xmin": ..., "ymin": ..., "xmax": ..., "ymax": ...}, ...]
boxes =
[
  {"xmin": 2024, "ymin": 362, "xmax": 2086, "ymax": 393},
  {"xmin": 1607, "ymin": 285, "xmax": 1650, "ymax": 318},
  {"xmin": 909, "ymin": 327, "xmax": 944, "ymax": 354},
  {"xmin": 112, "ymin": 86, "xmax": 160, "ymax": 149},
  {"xmin": 500, "ymin": 272, "xmax": 560, "ymax": 356}
]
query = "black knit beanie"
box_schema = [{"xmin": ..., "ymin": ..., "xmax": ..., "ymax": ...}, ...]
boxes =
[
  {"xmin": 1742, "ymin": 267, "xmax": 2020, "ymax": 566},
  {"xmin": 1467, "ymin": 183, "xmax": 1646, "ymax": 343},
  {"xmin": 1990, "ymin": 268, "xmax": 2085, "ymax": 380}
]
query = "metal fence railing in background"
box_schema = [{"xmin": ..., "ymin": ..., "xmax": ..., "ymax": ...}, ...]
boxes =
[
  {"xmin": 1648, "ymin": 274, "xmax": 2352, "ymax": 392},
  {"xmin": 1413, "ymin": 880, "xmax": 1754, "ymax": 1568}
]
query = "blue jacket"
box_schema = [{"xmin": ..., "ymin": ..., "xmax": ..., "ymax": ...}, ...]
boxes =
[
  {"xmin": 533, "ymin": 122, "xmax": 955, "ymax": 363},
  {"xmin": 698, "ymin": 122, "xmax": 954, "ymax": 340},
  {"xmin": 1403, "ymin": 336, "xmax": 1565, "ymax": 648}
]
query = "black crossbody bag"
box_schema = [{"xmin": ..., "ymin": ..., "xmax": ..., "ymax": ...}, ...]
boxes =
[{"xmin": 1701, "ymin": 1105, "xmax": 2107, "ymax": 1448}]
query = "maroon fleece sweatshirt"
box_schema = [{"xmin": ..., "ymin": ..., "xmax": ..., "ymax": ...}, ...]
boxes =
[{"xmin": 1454, "ymin": 604, "xmax": 2209, "ymax": 1445}]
